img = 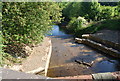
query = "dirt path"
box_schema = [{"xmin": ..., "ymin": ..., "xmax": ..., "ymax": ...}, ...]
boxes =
[{"xmin": 47, "ymin": 35, "xmax": 120, "ymax": 77}]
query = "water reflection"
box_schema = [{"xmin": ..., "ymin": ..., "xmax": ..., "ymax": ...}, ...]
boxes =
[
  {"xmin": 47, "ymin": 25, "xmax": 66, "ymax": 36},
  {"xmin": 92, "ymin": 59, "xmax": 120, "ymax": 73}
]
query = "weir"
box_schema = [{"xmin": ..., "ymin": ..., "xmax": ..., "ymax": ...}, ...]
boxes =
[{"xmin": 46, "ymin": 25, "xmax": 120, "ymax": 77}]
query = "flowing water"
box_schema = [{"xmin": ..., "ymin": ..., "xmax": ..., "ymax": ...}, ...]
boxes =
[{"xmin": 47, "ymin": 25, "xmax": 120, "ymax": 77}]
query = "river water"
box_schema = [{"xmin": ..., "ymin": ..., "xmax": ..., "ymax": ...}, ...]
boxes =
[{"xmin": 47, "ymin": 25, "xmax": 120, "ymax": 77}]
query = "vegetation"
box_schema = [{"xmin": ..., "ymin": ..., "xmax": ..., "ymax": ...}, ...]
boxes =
[
  {"xmin": 67, "ymin": 17, "xmax": 87, "ymax": 33},
  {"xmin": 61, "ymin": 2, "xmax": 120, "ymax": 37},
  {"xmin": 63, "ymin": 2, "xmax": 101, "ymax": 21},
  {"xmin": 2, "ymin": 2, "xmax": 62, "ymax": 45},
  {"xmin": 0, "ymin": 31, "xmax": 4, "ymax": 66},
  {"xmin": 1, "ymin": 1, "xmax": 120, "ymax": 66},
  {"xmin": 2, "ymin": 2, "xmax": 62, "ymax": 66},
  {"xmin": 0, "ymin": 2, "xmax": 3, "ymax": 66},
  {"xmin": 75, "ymin": 18, "xmax": 120, "ymax": 37}
]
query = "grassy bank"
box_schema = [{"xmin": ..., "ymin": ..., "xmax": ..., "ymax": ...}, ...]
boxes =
[{"xmin": 68, "ymin": 18, "xmax": 120, "ymax": 37}]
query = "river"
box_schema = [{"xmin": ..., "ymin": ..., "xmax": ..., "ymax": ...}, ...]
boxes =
[{"xmin": 47, "ymin": 25, "xmax": 120, "ymax": 77}]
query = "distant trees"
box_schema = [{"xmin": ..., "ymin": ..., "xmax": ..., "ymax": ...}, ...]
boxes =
[
  {"xmin": 61, "ymin": 2, "xmax": 120, "ymax": 36},
  {"xmin": 62, "ymin": 2, "xmax": 119, "ymax": 21},
  {"xmin": 63, "ymin": 2, "xmax": 81, "ymax": 19},
  {"xmin": 63, "ymin": 2, "xmax": 101, "ymax": 21},
  {"xmin": 79, "ymin": 2, "xmax": 101, "ymax": 21},
  {"xmin": 118, "ymin": 2, "xmax": 120, "ymax": 17}
]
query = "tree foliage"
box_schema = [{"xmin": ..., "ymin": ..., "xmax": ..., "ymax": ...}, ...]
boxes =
[
  {"xmin": 2, "ymin": 2, "xmax": 62, "ymax": 64},
  {"xmin": 2, "ymin": 2, "xmax": 62, "ymax": 45},
  {"xmin": 0, "ymin": 2, "xmax": 3, "ymax": 66},
  {"xmin": 98, "ymin": 6, "xmax": 118, "ymax": 20},
  {"xmin": 63, "ymin": 2, "xmax": 81, "ymax": 19},
  {"xmin": 63, "ymin": 2, "xmax": 101, "ymax": 21},
  {"xmin": 62, "ymin": 2, "xmax": 119, "ymax": 21},
  {"xmin": 61, "ymin": 2, "xmax": 120, "ymax": 36},
  {"xmin": 118, "ymin": 2, "xmax": 120, "ymax": 17},
  {"xmin": 0, "ymin": 31, "xmax": 3, "ymax": 66}
]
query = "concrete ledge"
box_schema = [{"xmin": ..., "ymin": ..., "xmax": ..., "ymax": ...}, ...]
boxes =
[
  {"xmin": 1, "ymin": 68, "xmax": 49, "ymax": 79},
  {"xmin": 56, "ymin": 71, "xmax": 120, "ymax": 80},
  {"xmin": 1, "ymin": 68, "xmax": 120, "ymax": 80},
  {"xmin": 84, "ymin": 39, "xmax": 120, "ymax": 58},
  {"xmin": 45, "ymin": 40, "xmax": 52, "ymax": 76},
  {"xmin": 21, "ymin": 37, "xmax": 52, "ymax": 75},
  {"xmin": 75, "ymin": 37, "xmax": 120, "ymax": 58},
  {"xmin": 82, "ymin": 34, "xmax": 120, "ymax": 51}
]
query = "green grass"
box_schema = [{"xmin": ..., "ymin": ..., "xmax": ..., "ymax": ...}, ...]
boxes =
[{"xmin": 75, "ymin": 18, "xmax": 120, "ymax": 37}]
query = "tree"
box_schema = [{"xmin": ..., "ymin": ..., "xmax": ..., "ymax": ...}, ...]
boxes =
[
  {"xmin": 2, "ymin": 2, "xmax": 62, "ymax": 45},
  {"xmin": 79, "ymin": 2, "xmax": 101, "ymax": 21},
  {"xmin": 2, "ymin": 2, "xmax": 62, "ymax": 59},
  {"xmin": 118, "ymin": 1, "xmax": 120, "ymax": 17},
  {"xmin": 63, "ymin": 2, "xmax": 101, "ymax": 21}
]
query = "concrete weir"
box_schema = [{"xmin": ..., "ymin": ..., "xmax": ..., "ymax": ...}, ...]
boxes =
[
  {"xmin": 21, "ymin": 37, "xmax": 52, "ymax": 76},
  {"xmin": 75, "ymin": 34, "xmax": 120, "ymax": 58},
  {"xmin": 47, "ymin": 26, "xmax": 120, "ymax": 78},
  {"xmin": 1, "ymin": 68, "xmax": 120, "ymax": 80}
]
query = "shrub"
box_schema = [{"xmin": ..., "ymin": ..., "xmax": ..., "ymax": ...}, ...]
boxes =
[
  {"xmin": 67, "ymin": 17, "xmax": 87, "ymax": 33},
  {"xmin": 2, "ymin": 2, "xmax": 62, "ymax": 63},
  {"xmin": 99, "ymin": 6, "xmax": 116, "ymax": 20},
  {"xmin": 118, "ymin": 2, "xmax": 120, "ymax": 17},
  {"xmin": 0, "ymin": 31, "xmax": 4, "ymax": 66},
  {"xmin": 2, "ymin": 2, "xmax": 62, "ymax": 45}
]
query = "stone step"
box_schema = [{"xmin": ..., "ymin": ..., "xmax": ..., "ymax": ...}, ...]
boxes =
[
  {"xmin": 82, "ymin": 34, "xmax": 120, "ymax": 51},
  {"xmin": 75, "ymin": 38, "xmax": 120, "ymax": 58}
]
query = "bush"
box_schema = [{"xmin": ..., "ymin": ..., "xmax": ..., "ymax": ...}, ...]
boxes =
[
  {"xmin": 67, "ymin": 17, "xmax": 87, "ymax": 33},
  {"xmin": 2, "ymin": 2, "xmax": 62, "ymax": 45},
  {"xmin": 0, "ymin": 31, "xmax": 4, "ymax": 66},
  {"xmin": 99, "ymin": 6, "xmax": 117, "ymax": 20},
  {"xmin": 2, "ymin": 2, "xmax": 62, "ymax": 64},
  {"xmin": 118, "ymin": 2, "xmax": 120, "ymax": 17}
]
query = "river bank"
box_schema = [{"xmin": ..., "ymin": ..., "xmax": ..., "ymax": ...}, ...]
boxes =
[{"xmin": 4, "ymin": 37, "xmax": 52, "ymax": 76}]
